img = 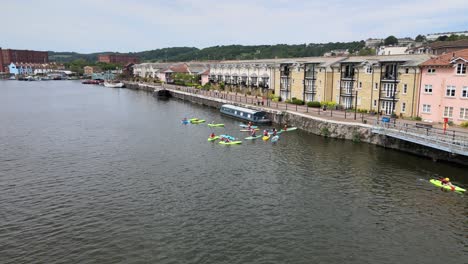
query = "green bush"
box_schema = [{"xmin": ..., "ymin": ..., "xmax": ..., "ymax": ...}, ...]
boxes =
[
  {"xmin": 272, "ymin": 96, "xmax": 281, "ymax": 102},
  {"xmin": 448, "ymin": 121, "xmax": 454, "ymax": 126},
  {"xmin": 307, "ymin": 101, "xmax": 321, "ymax": 108},
  {"xmin": 292, "ymin": 99, "xmax": 304, "ymax": 105},
  {"xmin": 461, "ymin": 121, "xmax": 468, "ymax": 128},
  {"xmin": 246, "ymin": 91, "xmax": 252, "ymax": 95}
]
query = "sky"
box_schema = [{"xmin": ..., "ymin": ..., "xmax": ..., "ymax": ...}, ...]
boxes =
[{"xmin": 2, "ymin": 0, "xmax": 468, "ymax": 53}]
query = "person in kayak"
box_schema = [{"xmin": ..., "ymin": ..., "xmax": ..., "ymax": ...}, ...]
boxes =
[
  {"xmin": 283, "ymin": 124, "xmax": 288, "ymax": 131},
  {"xmin": 210, "ymin": 132, "xmax": 216, "ymax": 138},
  {"xmin": 440, "ymin": 177, "xmax": 455, "ymax": 191},
  {"xmin": 183, "ymin": 117, "xmax": 187, "ymax": 122},
  {"xmin": 263, "ymin": 130, "xmax": 269, "ymax": 137},
  {"xmin": 247, "ymin": 121, "xmax": 253, "ymax": 129},
  {"xmin": 272, "ymin": 128, "xmax": 277, "ymax": 136}
]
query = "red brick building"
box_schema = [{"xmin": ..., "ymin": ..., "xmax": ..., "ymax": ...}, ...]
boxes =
[
  {"xmin": 98, "ymin": 54, "xmax": 139, "ymax": 64},
  {"xmin": 1, "ymin": 48, "xmax": 49, "ymax": 72}
]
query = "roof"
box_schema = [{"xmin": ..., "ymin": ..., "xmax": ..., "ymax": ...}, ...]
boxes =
[
  {"xmin": 421, "ymin": 48, "xmax": 468, "ymax": 66},
  {"xmin": 221, "ymin": 104, "xmax": 262, "ymax": 115},
  {"xmin": 429, "ymin": 39, "xmax": 468, "ymax": 49},
  {"xmin": 332, "ymin": 54, "xmax": 432, "ymax": 67}
]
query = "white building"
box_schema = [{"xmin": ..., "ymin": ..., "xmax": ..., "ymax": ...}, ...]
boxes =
[
  {"xmin": 426, "ymin": 31, "xmax": 468, "ymax": 41},
  {"xmin": 377, "ymin": 46, "xmax": 408, "ymax": 56}
]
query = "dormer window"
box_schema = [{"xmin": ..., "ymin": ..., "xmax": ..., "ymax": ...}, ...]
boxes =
[
  {"xmin": 427, "ymin": 68, "xmax": 436, "ymax": 74},
  {"xmin": 456, "ymin": 63, "xmax": 466, "ymax": 75},
  {"xmin": 366, "ymin": 66, "xmax": 373, "ymax": 74}
]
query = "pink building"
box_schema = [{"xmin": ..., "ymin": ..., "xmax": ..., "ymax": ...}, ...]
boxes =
[{"xmin": 418, "ymin": 49, "xmax": 468, "ymax": 124}]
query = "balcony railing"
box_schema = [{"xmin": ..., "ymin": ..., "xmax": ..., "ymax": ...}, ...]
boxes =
[{"xmin": 380, "ymin": 91, "xmax": 399, "ymax": 100}]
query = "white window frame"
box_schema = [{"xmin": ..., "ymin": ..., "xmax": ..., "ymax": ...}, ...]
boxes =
[
  {"xmin": 403, "ymin": 83, "xmax": 408, "ymax": 94},
  {"xmin": 373, "ymin": 100, "xmax": 377, "ymax": 107},
  {"xmin": 424, "ymin": 84, "xmax": 432, "ymax": 94},
  {"xmin": 427, "ymin": 68, "xmax": 436, "ymax": 74},
  {"xmin": 456, "ymin": 63, "xmax": 466, "ymax": 75},
  {"xmin": 460, "ymin": 108, "xmax": 468, "ymax": 120},
  {"xmin": 445, "ymin": 85, "xmax": 456, "ymax": 97},
  {"xmin": 366, "ymin": 66, "xmax": 373, "ymax": 74},
  {"xmin": 422, "ymin": 104, "xmax": 431, "ymax": 113},
  {"xmin": 462, "ymin": 86, "xmax": 468, "ymax": 98},
  {"xmin": 374, "ymin": 83, "xmax": 378, "ymax": 90},
  {"xmin": 443, "ymin": 106, "xmax": 453, "ymax": 118},
  {"xmin": 401, "ymin": 102, "xmax": 406, "ymax": 113}
]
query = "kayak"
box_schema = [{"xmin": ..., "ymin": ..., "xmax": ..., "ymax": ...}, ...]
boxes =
[
  {"xmin": 240, "ymin": 124, "xmax": 258, "ymax": 129},
  {"xmin": 189, "ymin": 118, "xmax": 199, "ymax": 121},
  {"xmin": 191, "ymin": 119, "xmax": 206, "ymax": 124},
  {"xmin": 208, "ymin": 123, "xmax": 224, "ymax": 127},
  {"xmin": 429, "ymin": 179, "xmax": 466, "ymax": 192},
  {"xmin": 271, "ymin": 135, "xmax": 279, "ymax": 143},
  {"xmin": 220, "ymin": 135, "xmax": 235, "ymax": 140},
  {"xmin": 268, "ymin": 131, "xmax": 282, "ymax": 135},
  {"xmin": 208, "ymin": 136, "xmax": 220, "ymax": 142},
  {"xmin": 280, "ymin": 127, "xmax": 298, "ymax": 132},
  {"xmin": 240, "ymin": 128, "xmax": 259, "ymax": 132},
  {"xmin": 245, "ymin": 135, "xmax": 262, "ymax": 140},
  {"xmin": 262, "ymin": 135, "xmax": 270, "ymax": 141},
  {"xmin": 181, "ymin": 120, "xmax": 189, "ymax": 125},
  {"xmin": 219, "ymin": 141, "xmax": 242, "ymax": 145}
]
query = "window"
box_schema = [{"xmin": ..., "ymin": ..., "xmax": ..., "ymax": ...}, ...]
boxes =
[
  {"xmin": 359, "ymin": 82, "xmax": 362, "ymax": 88},
  {"xmin": 366, "ymin": 66, "xmax": 373, "ymax": 74},
  {"xmin": 443, "ymin": 106, "xmax": 453, "ymax": 118},
  {"xmin": 460, "ymin": 108, "xmax": 468, "ymax": 120},
  {"xmin": 424, "ymin": 84, "xmax": 432, "ymax": 94},
  {"xmin": 403, "ymin": 84, "xmax": 408, "ymax": 94},
  {"xmin": 373, "ymin": 100, "xmax": 377, "ymax": 107},
  {"xmin": 427, "ymin": 68, "xmax": 436, "ymax": 73},
  {"xmin": 405, "ymin": 68, "xmax": 409, "ymax": 74},
  {"xmin": 422, "ymin": 104, "xmax": 431, "ymax": 113},
  {"xmin": 374, "ymin": 83, "xmax": 378, "ymax": 90},
  {"xmin": 445, "ymin": 85, "xmax": 456, "ymax": 97},
  {"xmin": 456, "ymin": 63, "xmax": 466, "ymax": 75},
  {"xmin": 462, "ymin": 86, "xmax": 468, "ymax": 98},
  {"xmin": 401, "ymin": 102, "xmax": 406, "ymax": 113}
]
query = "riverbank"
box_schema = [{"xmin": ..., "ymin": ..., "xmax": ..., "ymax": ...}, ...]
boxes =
[{"xmin": 124, "ymin": 82, "xmax": 468, "ymax": 166}]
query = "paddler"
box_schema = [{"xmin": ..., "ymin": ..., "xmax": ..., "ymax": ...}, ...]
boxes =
[
  {"xmin": 251, "ymin": 129, "xmax": 257, "ymax": 137},
  {"xmin": 440, "ymin": 177, "xmax": 455, "ymax": 191},
  {"xmin": 210, "ymin": 132, "xmax": 216, "ymax": 138},
  {"xmin": 283, "ymin": 124, "xmax": 288, "ymax": 131},
  {"xmin": 247, "ymin": 121, "xmax": 253, "ymax": 129},
  {"xmin": 272, "ymin": 128, "xmax": 277, "ymax": 136},
  {"xmin": 263, "ymin": 130, "xmax": 269, "ymax": 137}
]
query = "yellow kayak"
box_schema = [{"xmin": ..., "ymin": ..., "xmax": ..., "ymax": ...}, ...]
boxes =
[{"xmin": 262, "ymin": 135, "xmax": 270, "ymax": 141}]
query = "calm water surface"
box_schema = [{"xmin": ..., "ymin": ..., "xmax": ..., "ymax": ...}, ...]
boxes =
[{"xmin": 0, "ymin": 81, "xmax": 466, "ymax": 264}]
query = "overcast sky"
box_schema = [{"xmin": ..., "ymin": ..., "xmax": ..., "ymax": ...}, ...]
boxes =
[{"xmin": 2, "ymin": 0, "xmax": 467, "ymax": 53}]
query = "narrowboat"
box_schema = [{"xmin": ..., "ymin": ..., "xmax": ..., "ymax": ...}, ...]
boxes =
[{"xmin": 220, "ymin": 104, "xmax": 271, "ymax": 125}]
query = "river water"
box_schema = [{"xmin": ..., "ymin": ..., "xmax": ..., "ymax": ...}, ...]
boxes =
[{"xmin": 0, "ymin": 81, "xmax": 466, "ymax": 264}]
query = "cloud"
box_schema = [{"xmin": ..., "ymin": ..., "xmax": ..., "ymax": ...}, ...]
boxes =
[{"xmin": 2, "ymin": 0, "xmax": 467, "ymax": 53}]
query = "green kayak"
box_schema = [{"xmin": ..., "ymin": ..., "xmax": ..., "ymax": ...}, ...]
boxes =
[
  {"xmin": 208, "ymin": 136, "xmax": 220, "ymax": 142},
  {"xmin": 280, "ymin": 127, "xmax": 298, "ymax": 132},
  {"xmin": 430, "ymin": 179, "xmax": 466, "ymax": 192},
  {"xmin": 219, "ymin": 141, "xmax": 242, "ymax": 145},
  {"xmin": 191, "ymin": 119, "xmax": 206, "ymax": 124},
  {"xmin": 208, "ymin": 123, "xmax": 224, "ymax": 127},
  {"xmin": 245, "ymin": 135, "xmax": 262, "ymax": 140}
]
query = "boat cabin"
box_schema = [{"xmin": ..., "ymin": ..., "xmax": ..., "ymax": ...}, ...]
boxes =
[{"xmin": 220, "ymin": 104, "xmax": 271, "ymax": 124}]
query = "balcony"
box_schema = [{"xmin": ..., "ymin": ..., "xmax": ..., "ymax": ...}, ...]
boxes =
[
  {"xmin": 380, "ymin": 91, "xmax": 399, "ymax": 100},
  {"xmin": 340, "ymin": 88, "xmax": 354, "ymax": 96}
]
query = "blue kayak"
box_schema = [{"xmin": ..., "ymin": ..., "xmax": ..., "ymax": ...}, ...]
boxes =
[{"xmin": 220, "ymin": 134, "xmax": 235, "ymax": 140}]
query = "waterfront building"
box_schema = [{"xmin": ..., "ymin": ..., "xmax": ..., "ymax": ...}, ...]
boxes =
[
  {"xmin": 8, "ymin": 63, "xmax": 18, "ymax": 75},
  {"xmin": 209, "ymin": 59, "xmax": 278, "ymax": 94},
  {"xmin": 274, "ymin": 57, "xmax": 345, "ymax": 102},
  {"xmin": 418, "ymin": 49, "xmax": 468, "ymax": 124},
  {"xmin": 98, "ymin": 54, "xmax": 139, "ymax": 65},
  {"xmin": 330, "ymin": 54, "xmax": 431, "ymax": 117},
  {"xmin": 1, "ymin": 49, "xmax": 48, "ymax": 72}
]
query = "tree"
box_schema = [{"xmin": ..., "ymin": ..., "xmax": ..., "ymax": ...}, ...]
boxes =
[
  {"xmin": 384, "ymin": 36, "xmax": 398, "ymax": 46},
  {"xmin": 358, "ymin": 48, "xmax": 376, "ymax": 56},
  {"xmin": 415, "ymin": 34, "xmax": 426, "ymax": 42}
]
